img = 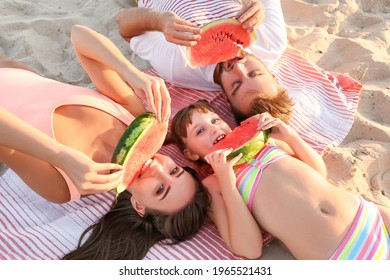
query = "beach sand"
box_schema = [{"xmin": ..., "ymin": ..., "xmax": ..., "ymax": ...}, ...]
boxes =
[{"xmin": 1, "ymin": 0, "xmax": 389, "ymax": 259}]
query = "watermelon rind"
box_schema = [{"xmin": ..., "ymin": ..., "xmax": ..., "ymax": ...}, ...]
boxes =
[
  {"xmin": 111, "ymin": 112, "xmax": 167, "ymax": 195},
  {"xmin": 186, "ymin": 18, "xmax": 257, "ymax": 67},
  {"xmin": 226, "ymin": 129, "xmax": 270, "ymax": 166}
]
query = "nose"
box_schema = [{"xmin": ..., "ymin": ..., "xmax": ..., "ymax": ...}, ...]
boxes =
[
  {"xmin": 147, "ymin": 159, "xmax": 172, "ymax": 181},
  {"xmin": 208, "ymin": 123, "xmax": 219, "ymax": 135},
  {"xmin": 232, "ymin": 61, "xmax": 246, "ymax": 76},
  {"xmin": 145, "ymin": 159, "xmax": 163, "ymax": 177}
]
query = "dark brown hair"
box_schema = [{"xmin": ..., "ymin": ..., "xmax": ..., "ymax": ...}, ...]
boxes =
[{"xmin": 62, "ymin": 167, "xmax": 210, "ymax": 260}]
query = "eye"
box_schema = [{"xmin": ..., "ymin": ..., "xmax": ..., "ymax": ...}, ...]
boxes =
[
  {"xmin": 156, "ymin": 184, "xmax": 164, "ymax": 195},
  {"xmin": 231, "ymin": 81, "xmax": 241, "ymax": 96},
  {"xmin": 249, "ymin": 70, "xmax": 261, "ymax": 78},
  {"xmin": 211, "ymin": 118, "xmax": 220, "ymax": 124},
  {"xmin": 196, "ymin": 128, "xmax": 205, "ymax": 135},
  {"xmin": 170, "ymin": 166, "xmax": 179, "ymax": 175}
]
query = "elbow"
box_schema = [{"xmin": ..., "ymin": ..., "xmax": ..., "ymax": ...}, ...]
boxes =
[
  {"xmin": 70, "ymin": 24, "xmax": 87, "ymax": 44},
  {"xmin": 115, "ymin": 10, "xmax": 131, "ymax": 42},
  {"xmin": 232, "ymin": 243, "xmax": 262, "ymax": 260}
]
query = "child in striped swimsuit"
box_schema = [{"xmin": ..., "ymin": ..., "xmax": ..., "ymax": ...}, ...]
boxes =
[{"xmin": 171, "ymin": 100, "xmax": 390, "ymax": 260}]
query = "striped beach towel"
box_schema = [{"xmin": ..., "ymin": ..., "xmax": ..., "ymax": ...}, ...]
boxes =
[{"xmin": 0, "ymin": 49, "xmax": 362, "ymax": 260}]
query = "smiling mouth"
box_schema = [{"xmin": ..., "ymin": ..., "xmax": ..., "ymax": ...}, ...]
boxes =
[
  {"xmin": 226, "ymin": 56, "xmax": 244, "ymax": 71},
  {"xmin": 139, "ymin": 158, "xmax": 153, "ymax": 177},
  {"xmin": 213, "ymin": 134, "xmax": 226, "ymax": 145}
]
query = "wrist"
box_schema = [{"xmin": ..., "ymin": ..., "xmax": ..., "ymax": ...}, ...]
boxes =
[
  {"xmin": 50, "ymin": 143, "xmax": 73, "ymax": 167},
  {"xmin": 154, "ymin": 11, "xmax": 167, "ymax": 32}
]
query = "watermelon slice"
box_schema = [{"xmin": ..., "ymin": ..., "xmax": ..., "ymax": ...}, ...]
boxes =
[
  {"xmin": 207, "ymin": 115, "xmax": 270, "ymax": 166},
  {"xmin": 186, "ymin": 18, "xmax": 257, "ymax": 67},
  {"xmin": 111, "ymin": 112, "xmax": 167, "ymax": 195}
]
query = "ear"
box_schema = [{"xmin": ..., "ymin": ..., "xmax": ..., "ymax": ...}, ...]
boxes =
[
  {"xmin": 130, "ymin": 196, "xmax": 145, "ymax": 217},
  {"xmin": 183, "ymin": 148, "xmax": 200, "ymax": 161}
]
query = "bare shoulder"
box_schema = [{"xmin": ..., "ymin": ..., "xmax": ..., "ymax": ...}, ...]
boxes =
[{"xmin": 202, "ymin": 174, "xmax": 219, "ymax": 191}]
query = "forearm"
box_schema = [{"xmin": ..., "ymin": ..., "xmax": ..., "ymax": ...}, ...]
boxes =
[
  {"xmin": 116, "ymin": 8, "xmax": 164, "ymax": 42},
  {"xmin": 377, "ymin": 204, "xmax": 390, "ymax": 233},
  {"xmin": 0, "ymin": 108, "xmax": 69, "ymax": 167},
  {"xmin": 286, "ymin": 132, "xmax": 327, "ymax": 177},
  {"xmin": 71, "ymin": 25, "xmax": 142, "ymax": 83},
  {"xmin": 220, "ymin": 180, "xmax": 263, "ymax": 258}
]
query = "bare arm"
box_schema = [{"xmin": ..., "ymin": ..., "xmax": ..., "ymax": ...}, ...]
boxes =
[
  {"xmin": 71, "ymin": 24, "xmax": 170, "ymax": 122},
  {"xmin": 377, "ymin": 204, "xmax": 390, "ymax": 233},
  {"xmin": 115, "ymin": 8, "xmax": 200, "ymax": 46},
  {"xmin": 0, "ymin": 108, "xmax": 124, "ymax": 195},
  {"xmin": 257, "ymin": 113, "xmax": 327, "ymax": 177},
  {"xmin": 203, "ymin": 149, "xmax": 263, "ymax": 259}
]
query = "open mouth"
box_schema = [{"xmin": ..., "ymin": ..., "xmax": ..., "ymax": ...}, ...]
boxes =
[
  {"xmin": 226, "ymin": 56, "xmax": 243, "ymax": 71},
  {"xmin": 139, "ymin": 158, "xmax": 153, "ymax": 177},
  {"xmin": 213, "ymin": 134, "xmax": 226, "ymax": 145}
]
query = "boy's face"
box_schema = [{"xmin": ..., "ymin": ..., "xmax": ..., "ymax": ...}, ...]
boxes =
[{"xmin": 182, "ymin": 110, "xmax": 232, "ymax": 161}]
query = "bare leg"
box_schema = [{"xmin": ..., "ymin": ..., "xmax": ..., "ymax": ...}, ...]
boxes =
[{"xmin": 0, "ymin": 146, "xmax": 71, "ymax": 203}]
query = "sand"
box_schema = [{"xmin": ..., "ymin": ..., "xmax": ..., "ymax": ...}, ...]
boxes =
[{"xmin": 1, "ymin": 0, "xmax": 389, "ymax": 259}]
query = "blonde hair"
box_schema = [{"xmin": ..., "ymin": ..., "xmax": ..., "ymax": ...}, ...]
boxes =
[{"xmin": 230, "ymin": 88, "xmax": 294, "ymax": 124}]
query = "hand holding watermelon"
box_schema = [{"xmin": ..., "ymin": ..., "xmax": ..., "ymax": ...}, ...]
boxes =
[
  {"xmin": 186, "ymin": 18, "xmax": 257, "ymax": 67},
  {"xmin": 205, "ymin": 148, "xmax": 243, "ymax": 190},
  {"xmin": 254, "ymin": 112, "xmax": 297, "ymax": 144},
  {"xmin": 207, "ymin": 114, "xmax": 270, "ymax": 166},
  {"xmin": 124, "ymin": 70, "xmax": 171, "ymax": 122},
  {"xmin": 58, "ymin": 148, "xmax": 125, "ymax": 196},
  {"xmin": 156, "ymin": 11, "xmax": 201, "ymax": 46},
  {"xmin": 236, "ymin": 0, "xmax": 265, "ymax": 33}
]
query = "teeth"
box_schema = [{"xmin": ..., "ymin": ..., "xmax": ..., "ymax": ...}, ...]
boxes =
[
  {"xmin": 213, "ymin": 135, "xmax": 226, "ymax": 145},
  {"xmin": 139, "ymin": 158, "xmax": 152, "ymax": 176}
]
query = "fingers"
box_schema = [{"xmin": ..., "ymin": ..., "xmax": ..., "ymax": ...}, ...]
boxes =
[
  {"xmin": 236, "ymin": 0, "xmax": 264, "ymax": 32},
  {"xmin": 78, "ymin": 169, "xmax": 125, "ymax": 195},
  {"xmin": 256, "ymin": 112, "xmax": 281, "ymax": 131},
  {"xmin": 230, "ymin": 152, "xmax": 243, "ymax": 166},
  {"xmin": 93, "ymin": 163, "xmax": 124, "ymax": 172},
  {"xmin": 151, "ymin": 81, "xmax": 162, "ymax": 122},
  {"xmin": 160, "ymin": 84, "xmax": 171, "ymax": 123},
  {"xmin": 171, "ymin": 38, "xmax": 199, "ymax": 47},
  {"xmin": 175, "ymin": 18, "xmax": 201, "ymax": 34},
  {"xmin": 168, "ymin": 19, "xmax": 201, "ymax": 46},
  {"xmin": 205, "ymin": 148, "xmax": 233, "ymax": 164},
  {"xmin": 92, "ymin": 169, "xmax": 124, "ymax": 184},
  {"xmin": 142, "ymin": 78, "xmax": 170, "ymax": 122},
  {"xmin": 144, "ymin": 86, "xmax": 156, "ymax": 116}
]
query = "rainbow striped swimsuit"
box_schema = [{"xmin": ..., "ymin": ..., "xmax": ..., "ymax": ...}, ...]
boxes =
[
  {"xmin": 330, "ymin": 198, "xmax": 390, "ymax": 260},
  {"xmin": 234, "ymin": 145, "xmax": 289, "ymax": 212}
]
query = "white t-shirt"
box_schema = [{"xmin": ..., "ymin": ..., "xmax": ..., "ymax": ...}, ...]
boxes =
[{"xmin": 130, "ymin": 0, "xmax": 287, "ymax": 91}]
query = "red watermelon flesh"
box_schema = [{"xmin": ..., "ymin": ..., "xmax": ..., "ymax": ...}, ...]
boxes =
[
  {"xmin": 111, "ymin": 112, "xmax": 167, "ymax": 195},
  {"xmin": 207, "ymin": 114, "xmax": 270, "ymax": 165},
  {"xmin": 186, "ymin": 18, "xmax": 257, "ymax": 67}
]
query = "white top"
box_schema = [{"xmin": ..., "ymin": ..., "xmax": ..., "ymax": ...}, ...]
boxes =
[{"xmin": 130, "ymin": 0, "xmax": 287, "ymax": 91}]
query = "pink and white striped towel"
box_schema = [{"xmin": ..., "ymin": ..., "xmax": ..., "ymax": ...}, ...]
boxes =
[{"xmin": 0, "ymin": 49, "xmax": 362, "ymax": 260}]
